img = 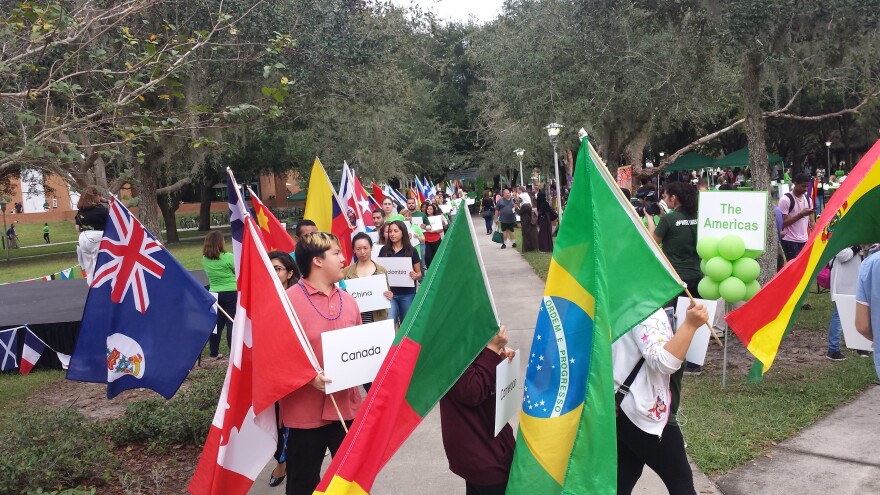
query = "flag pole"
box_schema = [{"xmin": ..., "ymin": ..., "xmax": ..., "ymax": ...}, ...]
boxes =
[{"xmin": 584, "ymin": 137, "xmax": 724, "ymax": 348}]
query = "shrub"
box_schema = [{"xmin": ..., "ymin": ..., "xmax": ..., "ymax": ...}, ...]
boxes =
[
  {"xmin": 108, "ymin": 366, "xmax": 225, "ymax": 448},
  {"xmin": 0, "ymin": 408, "xmax": 113, "ymax": 493}
]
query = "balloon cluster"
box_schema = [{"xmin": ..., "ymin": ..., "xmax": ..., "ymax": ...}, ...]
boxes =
[{"xmin": 696, "ymin": 235, "xmax": 762, "ymax": 303}]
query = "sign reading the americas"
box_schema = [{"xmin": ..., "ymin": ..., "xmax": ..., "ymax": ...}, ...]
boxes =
[{"xmin": 697, "ymin": 191, "xmax": 768, "ymax": 250}]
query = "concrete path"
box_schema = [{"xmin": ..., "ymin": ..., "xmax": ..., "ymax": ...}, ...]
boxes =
[
  {"xmin": 716, "ymin": 384, "xmax": 880, "ymax": 495},
  {"xmin": 250, "ymin": 217, "xmax": 719, "ymax": 494}
]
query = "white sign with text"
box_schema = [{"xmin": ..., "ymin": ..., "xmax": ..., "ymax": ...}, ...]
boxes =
[
  {"xmin": 495, "ymin": 350, "xmax": 521, "ymax": 436},
  {"xmin": 427, "ymin": 215, "xmax": 444, "ymax": 231},
  {"xmin": 377, "ymin": 256, "xmax": 415, "ymax": 287},
  {"xmin": 697, "ymin": 191, "xmax": 768, "ymax": 250},
  {"xmin": 439, "ymin": 204, "xmax": 452, "ymax": 214},
  {"xmin": 835, "ymin": 294, "xmax": 873, "ymax": 351},
  {"xmin": 345, "ymin": 275, "xmax": 391, "ymax": 313},
  {"xmin": 322, "ymin": 319, "xmax": 396, "ymax": 394},
  {"xmin": 675, "ymin": 297, "xmax": 720, "ymax": 366}
]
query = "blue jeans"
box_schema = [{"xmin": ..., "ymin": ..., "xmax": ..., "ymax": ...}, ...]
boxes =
[
  {"xmin": 828, "ymin": 303, "xmax": 842, "ymax": 352},
  {"xmin": 388, "ymin": 293, "xmax": 415, "ymax": 326}
]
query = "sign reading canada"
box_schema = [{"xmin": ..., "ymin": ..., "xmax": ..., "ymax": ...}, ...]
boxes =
[
  {"xmin": 321, "ymin": 319, "xmax": 396, "ymax": 394},
  {"xmin": 697, "ymin": 191, "xmax": 768, "ymax": 250}
]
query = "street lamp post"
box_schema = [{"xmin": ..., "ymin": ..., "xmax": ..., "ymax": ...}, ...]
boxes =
[
  {"xmin": 0, "ymin": 198, "xmax": 8, "ymax": 261},
  {"xmin": 514, "ymin": 148, "xmax": 525, "ymax": 188},
  {"xmin": 545, "ymin": 123, "xmax": 564, "ymax": 217}
]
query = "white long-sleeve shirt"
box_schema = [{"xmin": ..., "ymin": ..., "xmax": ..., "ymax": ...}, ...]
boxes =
[
  {"xmin": 612, "ymin": 308, "xmax": 683, "ymax": 436},
  {"xmin": 831, "ymin": 247, "xmax": 862, "ymax": 297}
]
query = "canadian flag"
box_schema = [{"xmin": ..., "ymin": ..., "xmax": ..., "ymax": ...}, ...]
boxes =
[
  {"xmin": 19, "ymin": 330, "xmax": 46, "ymax": 375},
  {"xmin": 188, "ymin": 215, "xmax": 319, "ymax": 495}
]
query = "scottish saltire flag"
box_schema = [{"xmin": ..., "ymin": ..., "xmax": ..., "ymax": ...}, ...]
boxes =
[
  {"xmin": 67, "ymin": 198, "xmax": 217, "ymax": 399},
  {"xmin": 0, "ymin": 328, "xmax": 18, "ymax": 371},
  {"xmin": 507, "ymin": 137, "xmax": 683, "ymax": 494},
  {"xmin": 19, "ymin": 329, "xmax": 47, "ymax": 375}
]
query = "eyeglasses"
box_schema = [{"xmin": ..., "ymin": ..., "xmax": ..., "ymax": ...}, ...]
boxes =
[{"xmin": 273, "ymin": 266, "xmax": 286, "ymax": 272}]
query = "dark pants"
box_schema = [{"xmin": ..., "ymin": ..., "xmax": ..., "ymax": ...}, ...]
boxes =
[
  {"xmin": 425, "ymin": 240, "xmax": 441, "ymax": 269},
  {"xmin": 483, "ymin": 214, "xmax": 493, "ymax": 233},
  {"xmin": 780, "ymin": 239, "xmax": 805, "ymax": 262},
  {"xmin": 43, "ymin": 233, "xmax": 50, "ymax": 243},
  {"xmin": 465, "ymin": 481, "xmax": 507, "ymax": 495},
  {"xmin": 285, "ymin": 421, "xmax": 351, "ymax": 495},
  {"xmin": 616, "ymin": 412, "xmax": 696, "ymax": 495},
  {"xmin": 209, "ymin": 291, "xmax": 237, "ymax": 356}
]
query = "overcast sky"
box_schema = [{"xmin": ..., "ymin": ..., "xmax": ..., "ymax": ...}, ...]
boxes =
[{"xmin": 389, "ymin": 0, "xmax": 505, "ymax": 24}]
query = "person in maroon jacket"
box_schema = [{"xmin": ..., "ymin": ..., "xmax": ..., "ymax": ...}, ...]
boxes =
[{"xmin": 440, "ymin": 326, "xmax": 517, "ymax": 495}]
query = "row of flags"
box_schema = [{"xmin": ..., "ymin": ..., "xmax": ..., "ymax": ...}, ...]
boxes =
[
  {"xmin": 0, "ymin": 325, "xmax": 71, "ymax": 374},
  {"xmin": 0, "ymin": 264, "xmax": 85, "ymax": 285}
]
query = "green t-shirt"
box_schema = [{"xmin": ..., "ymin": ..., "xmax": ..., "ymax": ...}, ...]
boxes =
[
  {"xmin": 42, "ymin": 225, "xmax": 49, "ymax": 234},
  {"xmin": 654, "ymin": 209, "xmax": 701, "ymax": 281},
  {"xmin": 835, "ymin": 169, "xmax": 846, "ymax": 178},
  {"xmin": 202, "ymin": 252, "xmax": 237, "ymax": 292}
]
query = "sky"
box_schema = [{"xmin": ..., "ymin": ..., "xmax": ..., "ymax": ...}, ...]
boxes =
[{"xmin": 389, "ymin": 0, "xmax": 505, "ymax": 24}]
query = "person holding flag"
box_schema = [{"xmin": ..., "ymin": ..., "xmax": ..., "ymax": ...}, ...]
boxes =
[{"xmin": 281, "ymin": 231, "xmax": 363, "ymax": 495}]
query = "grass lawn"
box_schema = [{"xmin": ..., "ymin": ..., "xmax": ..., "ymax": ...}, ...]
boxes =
[
  {"xmin": 512, "ymin": 233, "xmax": 876, "ymax": 475},
  {"xmin": 0, "ymin": 369, "xmax": 66, "ymax": 429}
]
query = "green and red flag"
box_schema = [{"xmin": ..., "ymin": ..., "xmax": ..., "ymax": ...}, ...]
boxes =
[
  {"xmin": 727, "ymin": 138, "xmax": 880, "ymax": 373},
  {"xmin": 314, "ymin": 207, "xmax": 499, "ymax": 495},
  {"xmin": 506, "ymin": 138, "xmax": 684, "ymax": 495}
]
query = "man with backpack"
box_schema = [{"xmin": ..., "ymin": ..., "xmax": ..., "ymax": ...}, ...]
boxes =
[{"xmin": 778, "ymin": 173, "xmax": 815, "ymax": 262}]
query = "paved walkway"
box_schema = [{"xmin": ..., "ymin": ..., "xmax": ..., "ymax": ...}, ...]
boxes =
[{"xmin": 250, "ymin": 218, "xmax": 721, "ymax": 494}]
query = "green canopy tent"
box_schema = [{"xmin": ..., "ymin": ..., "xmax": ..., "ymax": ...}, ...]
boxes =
[
  {"xmin": 714, "ymin": 147, "xmax": 784, "ymax": 168},
  {"xmin": 664, "ymin": 152, "xmax": 716, "ymax": 172}
]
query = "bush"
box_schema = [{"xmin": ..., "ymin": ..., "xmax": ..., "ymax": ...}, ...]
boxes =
[
  {"xmin": 0, "ymin": 408, "xmax": 113, "ymax": 493},
  {"xmin": 108, "ymin": 366, "xmax": 225, "ymax": 448}
]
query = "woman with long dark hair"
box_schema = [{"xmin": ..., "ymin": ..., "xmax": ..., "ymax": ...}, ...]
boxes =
[
  {"xmin": 74, "ymin": 186, "xmax": 109, "ymax": 283},
  {"xmin": 201, "ymin": 231, "xmax": 237, "ymax": 358},
  {"xmin": 423, "ymin": 203, "xmax": 448, "ymax": 268},
  {"xmin": 343, "ymin": 233, "xmax": 393, "ymax": 324},
  {"xmin": 536, "ymin": 192, "xmax": 557, "ymax": 252},
  {"xmin": 379, "ymin": 220, "xmax": 421, "ymax": 327}
]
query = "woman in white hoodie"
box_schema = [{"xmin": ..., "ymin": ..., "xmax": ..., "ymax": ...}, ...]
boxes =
[{"xmin": 613, "ymin": 303, "xmax": 708, "ymax": 495}]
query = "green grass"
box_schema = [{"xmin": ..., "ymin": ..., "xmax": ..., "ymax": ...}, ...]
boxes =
[
  {"xmin": 0, "ymin": 369, "xmax": 65, "ymax": 429},
  {"xmin": 515, "ymin": 229, "xmax": 551, "ymax": 281},
  {"xmin": 514, "ymin": 242, "xmax": 877, "ymax": 476},
  {"xmin": 681, "ymin": 356, "xmax": 876, "ymax": 475}
]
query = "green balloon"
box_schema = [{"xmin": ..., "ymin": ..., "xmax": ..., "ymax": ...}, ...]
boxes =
[
  {"xmin": 744, "ymin": 249, "xmax": 763, "ymax": 259},
  {"xmin": 698, "ymin": 277, "xmax": 721, "ymax": 300},
  {"xmin": 705, "ymin": 256, "xmax": 733, "ymax": 282},
  {"xmin": 720, "ymin": 277, "xmax": 748, "ymax": 303},
  {"xmin": 732, "ymin": 258, "xmax": 761, "ymax": 284},
  {"xmin": 718, "ymin": 234, "xmax": 746, "ymax": 261},
  {"xmin": 744, "ymin": 280, "xmax": 762, "ymax": 300},
  {"xmin": 696, "ymin": 236, "xmax": 720, "ymax": 260},
  {"xmin": 700, "ymin": 258, "xmax": 708, "ymax": 275}
]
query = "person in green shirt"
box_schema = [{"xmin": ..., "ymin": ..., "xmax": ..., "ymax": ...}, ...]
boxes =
[
  {"xmin": 42, "ymin": 223, "xmax": 50, "ymax": 244},
  {"xmin": 201, "ymin": 230, "xmax": 237, "ymax": 358}
]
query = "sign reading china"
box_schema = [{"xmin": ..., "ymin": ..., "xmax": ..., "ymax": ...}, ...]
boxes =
[
  {"xmin": 377, "ymin": 256, "xmax": 415, "ymax": 288},
  {"xmin": 495, "ymin": 350, "xmax": 521, "ymax": 436},
  {"xmin": 697, "ymin": 191, "xmax": 768, "ymax": 250},
  {"xmin": 345, "ymin": 275, "xmax": 391, "ymax": 313},
  {"xmin": 321, "ymin": 319, "xmax": 396, "ymax": 394}
]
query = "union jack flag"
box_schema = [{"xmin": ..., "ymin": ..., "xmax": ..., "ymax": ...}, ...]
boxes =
[{"xmin": 91, "ymin": 199, "xmax": 165, "ymax": 314}]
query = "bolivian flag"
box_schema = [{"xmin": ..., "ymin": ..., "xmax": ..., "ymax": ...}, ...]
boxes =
[
  {"xmin": 314, "ymin": 207, "xmax": 500, "ymax": 495},
  {"xmin": 506, "ymin": 138, "xmax": 684, "ymax": 495},
  {"xmin": 727, "ymin": 139, "xmax": 880, "ymax": 373}
]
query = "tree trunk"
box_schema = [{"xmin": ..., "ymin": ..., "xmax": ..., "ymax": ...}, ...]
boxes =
[
  {"xmin": 198, "ymin": 178, "xmax": 213, "ymax": 231},
  {"xmin": 743, "ymin": 51, "xmax": 776, "ymax": 284},
  {"xmin": 158, "ymin": 191, "xmax": 181, "ymax": 243},
  {"xmin": 134, "ymin": 163, "xmax": 162, "ymax": 242},
  {"xmin": 624, "ymin": 126, "xmax": 650, "ymax": 177}
]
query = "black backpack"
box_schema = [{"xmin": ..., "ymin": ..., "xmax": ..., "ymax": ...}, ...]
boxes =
[{"xmin": 784, "ymin": 192, "xmax": 811, "ymax": 214}]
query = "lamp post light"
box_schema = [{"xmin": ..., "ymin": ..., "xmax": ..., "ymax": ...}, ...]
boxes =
[
  {"xmin": 514, "ymin": 148, "xmax": 525, "ymax": 188},
  {"xmin": 0, "ymin": 198, "xmax": 7, "ymax": 261},
  {"xmin": 825, "ymin": 141, "xmax": 832, "ymax": 175},
  {"xmin": 545, "ymin": 122, "xmax": 564, "ymax": 217}
]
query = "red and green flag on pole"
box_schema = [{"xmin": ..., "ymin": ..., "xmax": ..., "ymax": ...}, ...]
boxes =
[
  {"xmin": 314, "ymin": 205, "xmax": 499, "ymax": 495},
  {"xmin": 505, "ymin": 137, "xmax": 684, "ymax": 495},
  {"xmin": 727, "ymin": 138, "xmax": 880, "ymax": 374}
]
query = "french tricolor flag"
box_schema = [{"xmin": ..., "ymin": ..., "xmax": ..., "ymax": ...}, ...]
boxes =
[{"xmin": 20, "ymin": 330, "xmax": 46, "ymax": 375}]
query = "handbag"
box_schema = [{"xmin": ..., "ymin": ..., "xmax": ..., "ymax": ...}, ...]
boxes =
[
  {"xmin": 491, "ymin": 224, "xmax": 504, "ymax": 244},
  {"xmin": 817, "ymin": 264, "xmax": 831, "ymax": 289}
]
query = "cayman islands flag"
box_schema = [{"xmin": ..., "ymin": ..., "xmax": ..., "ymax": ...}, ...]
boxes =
[
  {"xmin": 506, "ymin": 138, "xmax": 683, "ymax": 494},
  {"xmin": 67, "ymin": 198, "xmax": 217, "ymax": 399}
]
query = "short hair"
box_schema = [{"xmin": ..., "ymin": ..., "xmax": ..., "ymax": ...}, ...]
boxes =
[
  {"xmin": 295, "ymin": 219, "xmax": 317, "ymax": 237},
  {"xmin": 295, "ymin": 232, "xmax": 339, "ymax": 279},
  {"xmin": 268, "ymin": 250, "xmax": 300, "ymax": 282},
  {"xmin": 620, "ymin": 188, "xmax": 632, "ymax": 200},
  {"xmin": 202, "ymin": 231, "xmax": 226, "ymax": 259},
  {"xmin": 352, "ymin": 232, "xmax": 373, "ymax": 250},
  {"xmin": 793, "ymin": 172, "xmax": 811, "ymax": 184},
  {"xmin": 372, "ymin": 208, "xmax": 385, "ymax": 217}
]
